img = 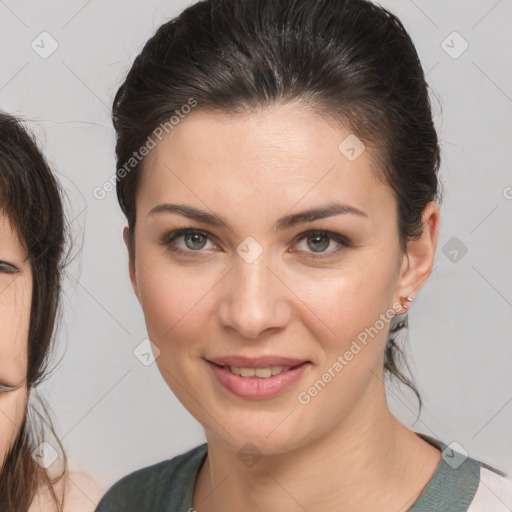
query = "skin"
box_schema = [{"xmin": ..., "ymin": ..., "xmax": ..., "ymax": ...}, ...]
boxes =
[
  {"xmin": 125, "ymin": 103, "xmax": 442, "ymax": 511},
  {"xmin": 28, "ymin": 472, "xmax": 104, "ymax": 512},
  {"xmin": 0, "ymin": 212, "xmax": 103, "ymax": 511},
  {"xmin": 0, "ymin": 213, "xmax": 31, "ymax": 467}
]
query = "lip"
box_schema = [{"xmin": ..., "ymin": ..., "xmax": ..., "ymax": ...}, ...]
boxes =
[{"xmin": 206, "ymin": 357, "xmax": 311, "ymax": 400}]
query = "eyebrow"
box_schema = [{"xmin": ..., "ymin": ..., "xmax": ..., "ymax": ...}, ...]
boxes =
[{"xmin": 148, "ymin": 201, "xmax": 368, "ymax": 231}]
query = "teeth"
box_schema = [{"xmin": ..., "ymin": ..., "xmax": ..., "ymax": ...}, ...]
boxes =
[
  {"xmin": 240, "ymin": 367, "xmax": 255, "ymax": 377},
  {"xmin": 271, "ymin": 365, "xmax": 284, "ymax": 375},
  {"xmin": 228, "ymin": 366, "xmax": 291, "ymax": 378},
  {"xmin": 255, "ymin": 367, "xmax": 272, "ymax": 378}
]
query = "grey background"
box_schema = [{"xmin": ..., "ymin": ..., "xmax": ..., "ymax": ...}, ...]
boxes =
[{"xmin": 1, "ymin": 0, "xmax": 511, "ymax": 492}]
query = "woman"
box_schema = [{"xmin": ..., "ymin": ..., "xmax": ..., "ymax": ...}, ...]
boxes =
[
  {"xmin": 0, "ymin": 112, "xmax": 101, "ymax": 511},
  {"xmin": 96, "ymin": 0, "xmax": 512, "ymax": 510}
]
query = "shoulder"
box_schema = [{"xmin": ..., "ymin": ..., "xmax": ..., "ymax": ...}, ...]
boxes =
[
  {"xmin": 64, "ymin": 472, "xmax": 106, "ymax": 511},
  {"xmin": 468, "ymin": 464, "xmax": 512, "ymax": 511},
  {"xmin": 411, "ymin": 433, "xmax": 509, "ymax": 511},
  {"xmin": 29, "ymin": 471, "xmax": 104, "ymax": 512},
  {"xmin": 95, "ymin": 443, "xmax": 208, "ymax": 512}
]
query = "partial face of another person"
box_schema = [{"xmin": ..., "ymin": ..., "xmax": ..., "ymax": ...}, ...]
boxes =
[
  {"xmin": 0, "ymin": 213, "xmax": 32, "ymax": 466},
  {"xmin": 126, "ymin": 103, "xmax": 432, "ymax": 454}
]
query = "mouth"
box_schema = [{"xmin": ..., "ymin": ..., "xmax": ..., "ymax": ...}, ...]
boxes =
[
  {"xmin": 205, "ymin": 356, "xmax": 312, "ymax": 399},
  {"xmin": 208, "ymin": 361, "xmax": 307, "ymax": 378}
]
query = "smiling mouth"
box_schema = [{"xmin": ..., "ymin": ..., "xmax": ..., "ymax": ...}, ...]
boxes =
[
  {"xmin": 206, "ymin": 359, "xmax": 312, "ymax": 399},
  {"xmin": 209, "ymin": 361, "xmax": 308, "ymax": 378}
]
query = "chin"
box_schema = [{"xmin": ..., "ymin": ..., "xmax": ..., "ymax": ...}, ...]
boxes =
[{"xmin": 204, "ymin": 407, "xmax": 312, "ymax": 456}]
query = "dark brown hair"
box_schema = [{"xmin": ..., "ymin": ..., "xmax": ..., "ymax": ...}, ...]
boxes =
[
  {"xmin": 0, "ymin": 112, "xmax": 67, "ymax": 511},
  {"xmin": 112, "ymin": 0, "xmax": 443, "ymax": 410}
]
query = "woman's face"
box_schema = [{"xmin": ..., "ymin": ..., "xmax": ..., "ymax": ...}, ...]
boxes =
[
  {"xmin": 0, "ymin": 213, "xmax": 32, "ymax": 466},
  {"xmin": 127, "ymin": 104, "xmax": 437, "ymax": 454}
]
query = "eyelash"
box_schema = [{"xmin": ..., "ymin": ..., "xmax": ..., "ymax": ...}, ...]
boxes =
[
  {"xmin": 0, "ymin": 261, "xmax": 20, "ymax": 274},
  {"xmin": 159, "ymin": 228, "xmax": 351, "ymax": 260},
  {"xmin": 0, "ymin": 383, "xmax": 20, "ymax": 394}
]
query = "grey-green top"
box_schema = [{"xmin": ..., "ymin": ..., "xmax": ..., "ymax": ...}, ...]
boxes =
[{"xmin": 95, "ymin": 434, "xmax": 481, "ymax": 512}]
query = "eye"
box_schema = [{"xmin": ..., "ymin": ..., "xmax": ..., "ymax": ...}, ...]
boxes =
[
  {"xmin": 160, "ymin": 228, "xmax": 351, "ymax": 260},
  {"xmin": 0, "ymin": 260, "xmax": 20, "ymax": 274},
  {"xmin": 160, "ymin": 229, "xmax": 217, "ymax": 255},
  {"xmin": 0, "ymin": 382, "xmax": 21, "ymax": 394},
  {"xmin": 292, "ymin": 230, "xmax": 351, "ymax": 258}
]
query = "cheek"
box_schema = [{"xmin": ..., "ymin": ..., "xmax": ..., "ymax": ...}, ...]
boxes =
[
  {"xmin": 0, "ymin": 275, "xmax": 31, "ymax": 468},
  {"xmin": 135, "ymin": 260, "xmax": 217, "ymax": 417},
  {"xmin": 0, "ymin": 277, "xmax": 31, "ymax": 383},
  {"xmin": 135, "ymin": 254, "xmax": 215, "ymax": 348},
  {"xmin": 0, "ymin": 389, "xmax": 28, "ymax": 466},
  {"xmin": 290, "ymin": 249, "xmax": 400, "ymax": 399},
  {"xmin": 294, "ymin": 250, "xmax": 398, "ymax": 337}
]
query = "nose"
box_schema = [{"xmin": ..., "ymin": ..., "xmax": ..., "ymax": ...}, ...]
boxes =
[{"xmin": 217, "ymin": 252, "xmax": 291, "ymax": 340}]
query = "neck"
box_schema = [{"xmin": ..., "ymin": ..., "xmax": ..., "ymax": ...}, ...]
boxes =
[{"xmin": 193, "ymin": 380, "xmax": 441, "ymax": 512}]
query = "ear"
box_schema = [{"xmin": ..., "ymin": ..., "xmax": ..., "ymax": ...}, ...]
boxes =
[
  {"xmin": 123, "ymin": 226, "xmax": 140, "ymax": 301},
  {"xmin": 394, "ymin": 202, "xmax": 440, "ymax": 306}
]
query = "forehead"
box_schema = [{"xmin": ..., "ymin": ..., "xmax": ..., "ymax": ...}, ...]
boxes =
[
  {"xmin": 137, "ymin": 104, "xmax": 394, "ymax": 222},
  {"xmin": 0, "ymin": 213, "xmax": 25, "ymax": 259}
]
